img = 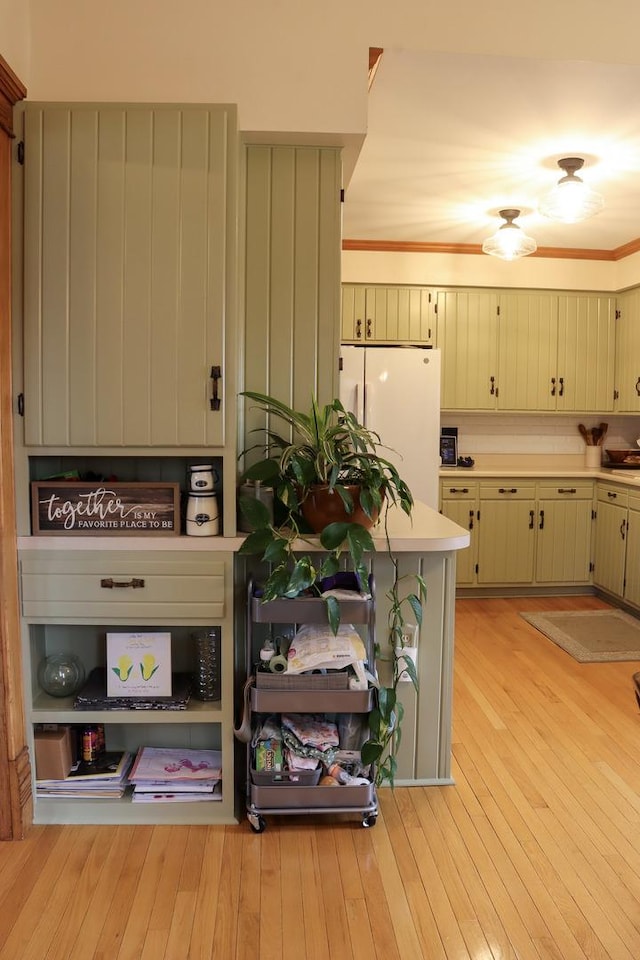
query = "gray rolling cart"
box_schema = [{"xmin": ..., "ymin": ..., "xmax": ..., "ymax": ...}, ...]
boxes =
[{"xmin": 245, "ymin": 576, "xmax": 378, "ymax": 832}]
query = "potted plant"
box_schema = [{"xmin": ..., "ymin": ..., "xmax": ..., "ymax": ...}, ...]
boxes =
[{"xmin": 237, "ymin": 390, "xmax": 426, "ymax": 786}]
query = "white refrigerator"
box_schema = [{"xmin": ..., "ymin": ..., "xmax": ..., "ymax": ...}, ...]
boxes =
[{"xmin": 339, "ymin": 345, "xmax": 441, "ymax": 510}]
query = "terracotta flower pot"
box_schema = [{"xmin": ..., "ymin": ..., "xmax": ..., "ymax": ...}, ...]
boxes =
[{"xmin": 300, "ymin": 484, "xmax": 382, "ymax": 533}]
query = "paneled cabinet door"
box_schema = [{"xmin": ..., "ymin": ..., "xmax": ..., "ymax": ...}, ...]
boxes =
[
  {"xmin": 556, "ymin": 294, "xmax": 615, "ymax": 412},
  {"xmin": 476, "ymin": 498, "xmax": 536, "ymax": 584},
  {"xmin": 624, "ymin": 501, "xmax": 640, "ymax": 606},
  {"xmin": 22, "ymin": 104, "xmax": 237, "ymax": 447},
  {"xmin": 436, "ymin": 289, "xmax": 499, "ymax": 410},
  {"xmin": 592, "ymin": 499, "xmax": 627, "ymax": 596},
  {"xmin": 497, "ymin": 292, "xmax": 557, "ymax": 411},
  {"xmin": 341, "ymin": 285, "xmax": 435, "ymax": 344},
  {"xmin": 535, "ymin": 498, "xmax": 593, "ymax": 583},
  {"xmin": 614, "ymin": 288, "xmax": 640, "ymax": 413},
  {"xmin": 439, "ymin": 488, "xmax": 477, "ymax": 585}
]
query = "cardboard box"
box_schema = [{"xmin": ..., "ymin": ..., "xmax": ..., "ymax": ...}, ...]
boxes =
[{"xmin": 34, "ymin": 726, "xmax": 74, "ymax": 780}]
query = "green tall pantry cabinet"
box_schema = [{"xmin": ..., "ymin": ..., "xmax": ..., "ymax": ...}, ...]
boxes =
[{"xmin": 20, "ymin": 103, "xmax": 237, "ymax": 448}]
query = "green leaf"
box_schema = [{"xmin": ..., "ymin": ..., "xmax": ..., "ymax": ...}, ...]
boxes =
[
  {"xmin": 325, "ymin": 595, "xmax": 341, "ymax": 635},
  {"xmin": 319, "ymin": 521, "xmax": 349, "ymax": 550},
  {"xmin": 238, "ymin": 495, "xmax": 271, "ymax": 530},
  {"xmin": 318, "ymin": 555, "xmax": 340, "ymax": 580},
  {"xmin": 262, "ymin": 566, "xmax": 294, "ymax": 601},
  {"xmin": 361, "ymin": 739, "xmax": 383, "ymax": 766},
  {"xmin": 263, "ymin": 539, "xmax": 289, "ymax": 564},
  {"xmin": 345, "ymin": 523, "xmax": 375, "ymax": 553},
  {"xmin": 285, "ymin": 558, "xmax": 316, "ymax": 597},
  {"xmin": 398, "ymin": 654, "xmax": 419, "ymax": 689},
  {"xmin": 407, "ymin": 593, "xmax": 423, "ymax": 626},
  {"xmin": 237, "ymin": 528, "xmax": 275, "ymax": 556}
]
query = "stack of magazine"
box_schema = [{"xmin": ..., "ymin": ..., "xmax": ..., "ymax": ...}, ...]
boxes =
[
  {"xmin": 128, "ymin": 745, "xmax": 223, "ymax": 803},
  {"xmin": 36, "ymin": 751, "xmax": 134, "ymax": 799}
]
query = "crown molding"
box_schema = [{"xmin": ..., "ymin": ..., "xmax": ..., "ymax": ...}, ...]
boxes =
[
  {"xmin": 342, "ymin": 237, "xmax": 640, "ymax": 262},
  {"xmin": 0, "ymin": 54, "xmax": 26, "ymax": 138}
]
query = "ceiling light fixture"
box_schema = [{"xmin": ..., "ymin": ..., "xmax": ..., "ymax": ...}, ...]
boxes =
[
  {"xmin": 538, "ymin": 157, "xmax": 604, "ymax": 223},
  {"xmin": 481, "ymin": 209, "xmax": 537, "ymax": 261}
]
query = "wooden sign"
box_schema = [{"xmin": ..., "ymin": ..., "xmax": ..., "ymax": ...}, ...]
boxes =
[{"xmin": 31, "ymin": 482, "xmax": 181, "ymax": 536}]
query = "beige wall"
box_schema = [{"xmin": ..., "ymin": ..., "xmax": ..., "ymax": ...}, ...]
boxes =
[
  {"xmin": 13, "ymin": 1, "xmax": 640, "ymax": 137},
  {"xmin": 0, "ymin": 0, "xmax": 28, "ymax": 80},
  {"xmin": 341, "ymin": 249, "xmax": 640, "ymax": 292}
]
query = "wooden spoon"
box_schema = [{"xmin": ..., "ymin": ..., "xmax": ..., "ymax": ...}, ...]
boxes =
[{"xmin": 578, "ymin": 424, "xmax": 590, "ymax": 444}]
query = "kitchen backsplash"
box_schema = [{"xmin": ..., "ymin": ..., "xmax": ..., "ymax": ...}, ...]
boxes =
[{"xmin": 443, "ymin": 414, "xmax": 640, "ymax": 459}]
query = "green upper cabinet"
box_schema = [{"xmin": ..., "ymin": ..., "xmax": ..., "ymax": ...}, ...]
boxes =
[
  {"xmin": 341, "ymin": 284, "xmax": 435, "ymax": 344},
  {"xmin": 496, "ymin": 290, "xmax": 614, "ymax": 413},
  {"xmin": 436, "ymin": 289, "xmax": 499, "ymax": 410},
  {"xmin": 21, "ymin": 103, "xmax": 237, "ymax": 447},
  {"xmin": 556, "ymin": 293, "xmax": 615, "ymax": 412},
  {"xmin": 497, "ymin": 292, "xmax": 558, "ymax": 411},
  {"xmin": 614, "ymin": 288, "xmax": 640, "ymax": 412}
]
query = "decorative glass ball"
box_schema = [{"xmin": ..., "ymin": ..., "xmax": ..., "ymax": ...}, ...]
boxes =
[{"xmin": 37, "ymin": 653, "xmax": 86, "ymax": 698}]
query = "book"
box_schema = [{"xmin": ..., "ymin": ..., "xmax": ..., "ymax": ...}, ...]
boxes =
[
  {"xmin": 129, "ymin": 746, "xmax": 222, "ymax": 783},
  {"xmin": 131, "ymin": 782, "xmax": 222, "ymax": 803},
  {"xmin": 36, "ymin": 751, "xmax": 133, "ymax": 785}
]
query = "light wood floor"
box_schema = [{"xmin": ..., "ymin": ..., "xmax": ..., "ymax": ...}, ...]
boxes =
[{"xmin": 1, "ymin": 595, "xmax": 640, "ymax": 960}]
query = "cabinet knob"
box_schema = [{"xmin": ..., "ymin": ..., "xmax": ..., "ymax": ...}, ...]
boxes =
[
  {"xmin": 550, "ymin": 377, "xmax": 556, "ymax": 396},
  {"xmin": 356, "ymin": 319, "xmax": 362, "ymax": 339}
]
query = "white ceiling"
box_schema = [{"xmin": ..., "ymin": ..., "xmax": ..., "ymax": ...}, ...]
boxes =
[{"xmin": 342, "ymin": 50, "xmax": 640, "ymax": 253}]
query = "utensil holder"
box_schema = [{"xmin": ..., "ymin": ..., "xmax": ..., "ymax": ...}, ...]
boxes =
[{"xmin": 584, "ymin": 445, "xmax": 601, "ymax": 468}]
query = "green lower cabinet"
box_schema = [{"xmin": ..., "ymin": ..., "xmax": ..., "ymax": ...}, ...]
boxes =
[
  {"xmin": 439, "ymin": 491, "xmax": 477, "ymax": 585},
  {"xmin": 592, "ymin": 493, "xmax": 627, "ymax": 596},
  {"xmin": 535, "ymin": 485, "xmax": 594, "ymax": 584},
  {"xmin": 441, "ymin": 478, "xmax": 595, "ymax": 589},
  {"xmin": 624, "ymin": 500, "xmax": 640, "ymax": 606}
]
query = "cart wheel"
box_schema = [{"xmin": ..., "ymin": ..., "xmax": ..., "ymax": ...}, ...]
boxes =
[
  {"xmin": 362, "ymin": 814, "xmax": 377, "ymax": 828},
  {"xmin": 248, "ymin": 813, "xmax": 266, "ymax": 833}
]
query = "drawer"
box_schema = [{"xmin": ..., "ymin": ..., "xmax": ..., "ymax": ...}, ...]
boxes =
[
  {"xmin": 440, "ymin": 481, "xmax": 478, "ymax": 500},
  {"xmin": 19, "ymin": 551, "xmax": 227, "ymax": 621},
  {"xmin": 596, "ymin": 483, "xmax": 629, "ymax": 508},
  {"xmin": 479, "ymin": 482, "xmax": 536, "ymax": 500},
  {"xmin": 536, "ymin": 481, "xmax": 594, "ymax": 500}
]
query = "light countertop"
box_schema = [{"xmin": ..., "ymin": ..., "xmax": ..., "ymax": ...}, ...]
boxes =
[
  {"xmin": 440, "ymin": 466, "xmax": 640, "ymax": 485},
  {"xmin": 18, "ymin": 502, "xmax": 470, "ymax": 555}
]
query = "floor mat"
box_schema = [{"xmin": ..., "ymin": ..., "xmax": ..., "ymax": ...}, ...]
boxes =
[{"xmin": 519, "ymin": 609, "xmax": 640, "ymax": 662}]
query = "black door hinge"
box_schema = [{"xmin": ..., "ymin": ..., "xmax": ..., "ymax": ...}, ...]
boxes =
[
  {"xmin": 615, "ymin": 309, "xmax": 621, "ymax": 319},
  {"xmin": 589, "ymin": 561, "xmax": 594, "ymax": 572},
  {"xmin": 17, "ymin": 393, "xmax": 24, "ymax": 416},
  {"xmin": 475, "ymin": 563, "xmax": 479, "ymax": 574},
  {"xmin": 17, "ymin": 141, "xmax": 24, "ymax": 165},
  {"xmin": 339, "ymin": 357, "xmax": 343, "ymax": 371},
  {"xmin": 340, "ymin": 188, "xmax": 345, "ymax": 203}
]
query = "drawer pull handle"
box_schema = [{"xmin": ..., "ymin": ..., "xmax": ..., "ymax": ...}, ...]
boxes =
[
  {"xmin": 210, "ymin": 365, "xmax": 222, "ymax": 411},
  {"xmin": 529, "ymin": 510, "xmax": 535, "ymax": 529},
  {"xmin": 498, "ymin": 488, "xmax": 518, "ymax": 494},
  {"xmin": 539, "ymin": 509, "xmax": 545, "ymax": 530},
  {"xmin": 557, "ymin": 488, "xmax": 577, "ymax": 494},
  {"xmin": 449, "ymin": 487, "xmax": 469, "ymax": 494},
  {"xmin": 636, "ymin": 377, "xmax": 640, "ymax": 397},
  {"xmin": 100, "ymin": 578, "xmax": 145, "ymax": 589},
  {"xmin": 620, "ymin": 520, "xmax": 627, "ymax": 541},
  {"xmin": 607, "ymin": 492, "xmax": 618, "ymax": 499}
]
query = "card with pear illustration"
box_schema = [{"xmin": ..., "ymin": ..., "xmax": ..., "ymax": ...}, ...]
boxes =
[{"xmin": 106, "ymin": 632, "xmax": 172, "ymax": 697}]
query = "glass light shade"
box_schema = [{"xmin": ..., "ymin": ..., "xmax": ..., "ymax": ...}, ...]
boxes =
[
  {"xmin": 538, "ymin": 178, "xmax": 604, "ymax": 223},
  {"xmin": 539, "ymin": 158, "xmax": 604, "ymax": 224},
  {"xmin": 482, "ymin": 216, "xmax": 537, "ymax": 261},
  {"xmin": 37, "ymin": 652, "xmax": 86, "ymax": 697}
]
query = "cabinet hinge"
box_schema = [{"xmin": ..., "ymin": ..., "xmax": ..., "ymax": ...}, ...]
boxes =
[
  {"xmin": 428, "ymin": 292, "xmax": 432, "ymax": 303},
  {"xmin": 615, "ymin": 309, "xmax": 621, "ymax": 320},
  {"xmin": 496, "ymin": 305, "xmax": 500, "ymax": 316},
  {"xmin": 434, "ymin": 302, "xmax": 438, "ymax": 314},
  {"xmin": 613, "ymin": 389, "xmax": 619, "ymax": 401},
  {"xmin": 477, "ymin": 509, "xmax": 480, "ymax": 522},
  {"xmin": 17, "ymin": 393, "xmax": 24, "ymax": 417},
  {"xmin": 589, "ymin": 561, "xmax": 594, "ymax": 572},
  {"xmin": 16, "ymin": 140, "xmax": 24, "ymax": 165},
  {"xmin": 339, "ymin": 356, "xmax": 343, "ymax": 371},
  {"xmin": 340, "ymin": 188, "xmax": 345, "ymax": 203},
  {"xmin": 475, "ymin": 563, "xmax": 479, "ymax": 575},
  {"xmin": 592, "ymin": 508, "xmax": 597, "ymax": 520}
]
